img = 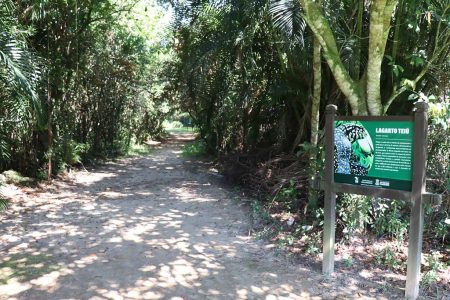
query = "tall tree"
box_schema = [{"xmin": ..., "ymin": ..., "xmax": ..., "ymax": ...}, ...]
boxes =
[{"xmin": 298, "ymin": 0, "xmax": 449, "ymax": 116}]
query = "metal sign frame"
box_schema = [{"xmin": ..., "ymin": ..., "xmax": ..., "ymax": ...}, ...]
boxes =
[{"xmin": 320, "ymin": 102, "xmax": 436, "ymax": 300}]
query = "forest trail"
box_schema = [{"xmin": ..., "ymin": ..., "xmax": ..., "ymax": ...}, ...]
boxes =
[{"xmin": 0, "ymin": 134, "xmax": 399, "ymax": 300}]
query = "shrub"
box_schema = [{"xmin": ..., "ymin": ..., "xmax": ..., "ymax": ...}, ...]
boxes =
[
  {"xmin": 54, "ymin": 138, "xmax": 89, "ymax": 171},
  {"xmin": 425, "ymin": 98, "xmax": 450, "ymax": 244},
  {"xmin": 337, "ymin": 194, "xmax": 372, "ymax": 241},
  {"xmin": 372, "ymin": 199, "xmax": 409, "ymax": 240},
  {"xmin": 182, "ymin": 140, "xmax": 208, "ymax": 157}
]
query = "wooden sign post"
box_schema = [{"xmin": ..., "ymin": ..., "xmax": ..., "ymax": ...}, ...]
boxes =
[
  {"xmin": 405, "ymin": 102, "xmax": 427, "ymax": 299},
  {"xmin": 318, "ymin": 102, "xmax": 441, "ymax": 300},
  {"xmin": 323, "ymin": 104, "xmax": 337, "ymax": 275}
]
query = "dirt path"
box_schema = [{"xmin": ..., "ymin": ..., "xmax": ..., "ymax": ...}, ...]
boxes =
[{"xmin": 0, "ymin": 134, "xmax": 401, "ymax": 300}]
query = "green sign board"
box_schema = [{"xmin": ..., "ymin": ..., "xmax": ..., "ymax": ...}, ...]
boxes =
[{"xmin": 333, "ymin": 120, "xmax": 414, "ymax": 191}]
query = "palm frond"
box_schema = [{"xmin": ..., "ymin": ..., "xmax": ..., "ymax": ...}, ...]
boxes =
[
  {"xmin": 269, "ymin": 0, "xmax": 306, "ymax": 47},
  {"xmin": 0, "ymin": 197, "xmax": 9, "ymax": 212},
  {"xmin": 0, "ymin": 32, "xmax": 42, "ymax": 119}
]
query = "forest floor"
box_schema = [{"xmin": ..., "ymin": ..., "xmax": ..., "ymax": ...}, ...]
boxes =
[{"xmin": 0, "ymin": 133, "xmax": 442, "ymax": 300}]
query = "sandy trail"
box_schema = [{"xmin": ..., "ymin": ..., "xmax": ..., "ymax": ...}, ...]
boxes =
[{"xmin": 0, "ymin": 134, "xmax": 400, "ymax": 300}]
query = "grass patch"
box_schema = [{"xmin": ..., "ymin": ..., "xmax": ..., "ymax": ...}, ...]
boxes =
[
  {"xmin": 1, "ymin": 170, "xmax": 34, "ymax": 186},
  {"xmin": 0, "ymin": 253, "xmax": 61, "ymax": 284},
  {"xmin": 127, "ymin": 143, "xmax": 153, "ymax": 157},
  {"xmin": 182, "ymin": 140, "xmax": 208, "ymax": 157},
  {"xmin": 166, "ymin": 126, "xmax": 197, "ymax": 134}
]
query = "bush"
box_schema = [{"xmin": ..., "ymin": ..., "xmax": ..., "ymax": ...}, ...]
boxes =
[
  {"xmin": 337, "ymin": 194, "xmax": 372, "ymax": 240},
  {"xmin": 425, "ymin": 98, "xmax": 450, "ymax": 244},
  {"xmin": 182, "ymin": 140, "xmax": 208, "ymax": 157},
  {"xmin": 372, "ymin": 199, "xmax": 409, "ymax": 239},
  {"xmin": 54, "ymin": 138, "xmax": 89, "ymax": 172},
  {"xmin": 1, "ymin": 170, "xmax": 34, "ymax": 186},
  {"xmin": 421, "ymin": 251, "xmax": 445, "ymax": 287},
  {"xmin": 270, "ymin": 179, "xmax": 298, "ymax": 212}
]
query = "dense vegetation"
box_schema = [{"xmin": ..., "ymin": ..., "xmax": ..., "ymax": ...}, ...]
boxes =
[
  {"xmin": 0, "ymin": 0, "xmax": 172, "ymax": 178},
  {"xmin": 167, "ymin": 0, "xmax": 449, "ymax": 151},
  {"xmin": 164, "ymin": 0, "xmax": 450, "ymax": 278},
  {"xmin": 1, "ymin": 0, "xmax": 449, "ymax": 290}
]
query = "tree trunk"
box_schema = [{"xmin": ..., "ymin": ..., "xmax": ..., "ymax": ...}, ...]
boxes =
[
  {"xmin": 366, "ymin": 0, "xmax": 398, "ymax": 115},
  {"xmin": 310, "ymin": 37, "xmax": 321, "ymax": 146},
  {"xmin": 354, "ymin": 0, "xmax": 364, "ymax": 80},
  {"xmin": 47, "ymin": 84, "xmax": 53, "ymax": 181},
  {"xmin": 299, "ymin": 0, "xmax": 365, "ymax": 115}
]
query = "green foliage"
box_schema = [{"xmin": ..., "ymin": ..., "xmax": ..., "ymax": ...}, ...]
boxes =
[
  {"xmin": 251, "ymin": 200, "xmax": 272, "ymax": 224},
  {"xmin": 181, "ymin": 140, "xmax": 208, "ymax": 157},
  {"xmin": 0, "ymin": 137, "xmax": 10, "ymax": 169},
  {"xmin": 0, "ymin": 1, "xmax": 42, "ymax": 118},
  {"xmin": 251, "ymin": 198, "xmax": 281, "ymax": 241},
  {"xmin": 278, "ymin": 230, "xmax": 301, "ymax": 247},
  {"xmin": 166, "ymin": 0, "xmax": 313, "ymax": 155},
  {"xmin": 270, "ymin": 179, "xmax": 298, "ymax": 212},
  {"xmin": 304, "ymin": 231, "xmax": 322, "ymax": 255},
  {"xmin": 127, "ymin": 143, "xmax": 153, "ymax": 157},
  {"xmin": 164, "ymin": 120, "xmax": 184, "ymax": 129},
  {"xmin": 372, "ymin": 199, "xmax": 409, "ymax": 240},
  {"xmin": 0, "ymin": 198, "xmax": 9, "ymax": 212},
  {"xmin": 35, "ymin": 169, "xmax": 48, "ymax": 181},
  {"xmin": 55, "ymin": 139, "xmax": 88, "ymax": 170},
  {"xmin": 421, "ymin": 251, "xmax": 445, "ymax": 287},
  {"xmin": 1, "ymin": 170, "xmax": 34, "ymax": 186},
  {"xmin": 0, "ymin": 0, "xmax": 172, "ymax": 176},
  {"xmin": 298, "ymin": 139, "xmax": 325, "ymax": 173},
  {"xmin": 374, "ymin": 245, "xmax": 405, "ymax": 270},
  {"xmin": 425, "ymin": 96, "xmax": 450, "ymax": 244},
  {"xmin": 432, "ymin": 216, "xmax": 450, "ymax": 243},
  {"xmin": 337, "ymin": 194, "xmax": 372, "ymax": 241},
  {"xmin": 344, "ymin": 256, "xmax": 354, "ymax": 268},
  {"xmin": 298, "ymin": 139, "xmax": 325, "ymax": 210}
]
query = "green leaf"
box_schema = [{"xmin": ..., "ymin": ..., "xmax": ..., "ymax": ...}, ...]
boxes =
[{"xmin": 407, "ymin": 93, "xmax": 419, "ymax": 101}]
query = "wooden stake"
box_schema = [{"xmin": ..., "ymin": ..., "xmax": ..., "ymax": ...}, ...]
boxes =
[
  {"xmin": 323, "ymin": 104, "xmax": 337, "ymax": 275},
  {"xmin": 405, "ymin": 101, "xmax": 428, "ymax": 300}
]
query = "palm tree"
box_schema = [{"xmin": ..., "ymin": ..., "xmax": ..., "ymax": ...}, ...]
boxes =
[
  {"xmin": 0, "ymin": 0, "xmax": 42, "ymax": 168},
  {"xmin": 0, "ymin": 1, "xmax": 41, "ymax": 113}
]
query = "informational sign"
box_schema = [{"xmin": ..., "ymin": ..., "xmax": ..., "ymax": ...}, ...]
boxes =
[
  {"xmin": 333, "ymin": 119, "xmax": 414, "ymax": 191},
  {"xmin": 319, "ymin": 103, "xmax": 433, "ymax": 300}
]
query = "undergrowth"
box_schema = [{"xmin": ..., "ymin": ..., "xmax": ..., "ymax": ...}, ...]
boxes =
[
  {"xmin": 236, "ymin": 112, "xmax": 450, "ymax": 296},
  {"xmin": 1, "ymin": 170, "xmax": 35, "ymax": 186},
  {"xmin": 126, "ymin": 143, "xmax": 153, "ymax": 157},
  {"xmin": 182, "ymin": 140, "xmax": 208, "ymax": 157}
]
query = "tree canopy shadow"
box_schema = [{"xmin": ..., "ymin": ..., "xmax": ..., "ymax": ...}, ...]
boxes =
[{"xmin": 0, "ymin": 134, "xmax": 404, "ymax": 300}]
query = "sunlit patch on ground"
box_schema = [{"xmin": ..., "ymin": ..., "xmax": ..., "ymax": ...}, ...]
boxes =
[
  {"xmin": 0, "ymin": 253, "xmax": 60, "ymax": 285},
  {"xmin": 0, "ymin": 134, "xmax": 406, "ymax": 299}
]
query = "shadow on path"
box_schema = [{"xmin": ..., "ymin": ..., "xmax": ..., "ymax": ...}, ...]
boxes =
[{"xmin": 0, "ymin": 134, "xmax": 402, "ymax": 299}]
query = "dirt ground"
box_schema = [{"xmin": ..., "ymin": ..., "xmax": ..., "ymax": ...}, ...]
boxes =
[{"xmin": 0, "ymin": 133, "xmax": 418, "ymax": 299}]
